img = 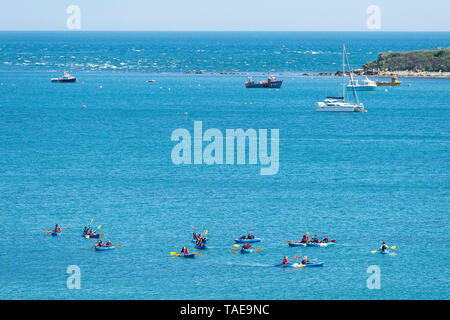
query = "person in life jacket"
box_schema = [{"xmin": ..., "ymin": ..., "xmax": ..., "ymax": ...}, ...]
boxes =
[
  {"xmin": 300, "ymin": 235, "xmax": 308, "ymax": 243},
  {"xmin": 282, "ymin": 256, "xmax": 290, "ymax": 265},
  {"xmin": 242, "ymin": 243, "xmax": 252, "ymax": 250},
  {"xmin": 181, "ymin": 246, "xmax": 190, "ymax": 255},
  {"xmin": 105, "ymin": 240, "xmax": 112, "ymax": 247},
  {"xmin": 193, "ymin": 232, "xmax": 199, "ymax": 240},
  {"xmin": 97, "ymin": 240, "xmax": 104, "ymax": 247},
  {"xmin": 89, "ymin": 228, "xmax": 95, "ymax": 235},
  {"xmin": 247, "ymin": 232, "xmax": 255, "ymax": 239},
  {"xmin": 312, "ymin": 235, "xmax": 319, "ymax": 243},
  {"xmin": 380, "ymin": 242, "xmax": 388, "ymax": 252},
  {"xmin": 196, "ymin": 238, "xmax": 204, "ymax": 248},
  {"xmin": 83, "ymin": 226, "xmax": 89, "ymax": 235},
  {"xmin": 322, "ymin": 236, "xmax": 329, "ymax": 243},
  {"xmin": 301, "ymin": 256, "xmax": 309, "ymax": 265},
  {"xmin": 54, "ymin": 224, "xmax": 61, "ymax": 233}
]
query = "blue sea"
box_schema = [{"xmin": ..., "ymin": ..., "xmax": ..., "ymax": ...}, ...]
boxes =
[{"xmin": 0, "ymin": 32, "xmax": 449, "ymax": 300}]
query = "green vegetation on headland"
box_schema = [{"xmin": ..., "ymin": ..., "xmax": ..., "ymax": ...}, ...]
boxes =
[{"xmin": 363, "ymin": 48, "xmax": 450, "ymax": 73}]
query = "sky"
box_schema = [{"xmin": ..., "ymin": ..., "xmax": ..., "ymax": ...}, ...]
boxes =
[{"xmin": 0, "ymin": 0, "xmax": 449, "ymax": 31}]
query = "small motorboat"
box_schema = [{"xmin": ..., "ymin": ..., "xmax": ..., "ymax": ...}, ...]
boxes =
[
  {"xmin": 245, "ymin": 76, "xmax": 282, "ymax": 88},
  {"xmin": 346, "ymin": 77, "xmax": 377, "ymax": 91},
  {"xmin": 376, "ymin": 76, "xmax": 401, "ymax": 86},
  {"xmin": 51, "ymin": 72, "xmax": 76, "ymax": 83}
]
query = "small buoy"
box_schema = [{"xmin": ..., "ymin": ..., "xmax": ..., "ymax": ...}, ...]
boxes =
[
  {"xmin": 364, "ymin": 110, "xmax": 368, "ymax": 113},
  {"xmin": 99, "ymin": 85, "xmax": 102, "ymax": 88}
]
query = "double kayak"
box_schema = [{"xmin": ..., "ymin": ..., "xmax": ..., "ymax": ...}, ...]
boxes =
[
  {"xmin": 95, "ymin": 246, "xmax": 115, "ymax": 251},
  {"xmin": 306, "ymin": 242, "xmax": 335, "ymax": 247},
  {"xmin": 82, "ymin": 234, "xmax": 100, "ymax": 239},
  {"xmin": 275, "ymin": 262, "xmax": 324, "ymax": 268},
  {"xmin": 234, "ymin": 238, "xmax": 261, "ymax": 244},
  {"xmin": 240, "ymin": 248, "xmax": 253, "ymax": 253},
  {"xmin": 195, "ymin": 244, "xmax": 207, "ymax": 250},
  {"xmin": 181, "ymin": 253, "xmax": 195, "ymax": 258}
]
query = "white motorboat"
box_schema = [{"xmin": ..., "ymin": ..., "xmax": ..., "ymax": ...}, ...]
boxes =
[{"xmin": 346, "ymin": 77, "xmax": 377, "ymax": 91}]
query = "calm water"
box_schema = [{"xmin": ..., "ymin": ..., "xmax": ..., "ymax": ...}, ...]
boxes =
[{"xmin": 0, "ymin": 32, "xmax": 449, "ymax": 300}]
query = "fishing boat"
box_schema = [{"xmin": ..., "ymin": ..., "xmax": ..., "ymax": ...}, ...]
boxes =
[
  {"xmin": 316, "ymin": 45, "xmax": 365, "ymax": 112},
  {"xmin": 346, "ymin": 77, "xmax": 377, "ymax": 91},
  {"xmin": 51, "ymin": 72, "xmax": 76, "ymax": 83},
  {"xmin": 245, "ymin": 76, "xmax": 282, "ymax": 88},
  {"xmin": 376, "ymin": 76, "xmax": 401, "ymax": 86}
]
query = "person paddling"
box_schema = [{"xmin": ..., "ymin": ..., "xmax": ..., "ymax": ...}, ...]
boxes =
[
  {"xmin": 312, "ymin": 235, "xmax": 319, "ymax": 243},
  {"xmin": 105, "ymin": 240, "xmax": 112, "ymax": 247},
  {"xmin": 181, "ymin": 246, "xmax": 190, "ymax": 255},
  {"xmin": 89, "ymin": 228, "xmax": 96, "ymax": 236},
  {"xmin": 97, "ymin": 240, "xmax": 104, "ymax": 247},
  {"xmin": 301, "ymin": 256, "xmax": 310, "ymax": 265},
  {"xmin": 247, "ymin": 232, "xmax": 255, "ymax": 240},
  {"xmin": 322, "ymin": 236, "xmax": 329, "ymax": 243},
  {"xmin": 54, "ymin": 224, "xmax": 61, "ymax": 233},
  {"xmin": 282, "ymin": 256, "xmax": 290, "ymax": 265},
  {"xmin": 380, "ymin": 242, "xmax": 388, "ymax": 252},
  {"xmin": 300, "ymin": 235, "xmax": 309, "ymax": 243},
  {"xmin": 83, "ymin": 226, "xmax": 89, "ymax": 235},
  {"xmin": 242, "ymin": 243, "xmax": 252, "ymax": 250}
]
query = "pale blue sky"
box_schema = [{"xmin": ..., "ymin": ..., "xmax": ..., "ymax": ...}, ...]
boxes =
[{"xmin": 0, "ymin": 0, "xmax": 449, "ymax": 31}]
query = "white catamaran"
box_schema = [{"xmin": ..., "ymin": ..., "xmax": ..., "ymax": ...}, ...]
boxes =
[{"xmin": 315, "ymin": 45, "xmax": 365, "ymax": 112}]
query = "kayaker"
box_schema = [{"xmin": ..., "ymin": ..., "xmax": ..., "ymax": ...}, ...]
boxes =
[
  {"xmin": 300, "ymin": 235, "xmax": 309, "ymax": 243},
  {"xmin": 193, "ymin": 232, "xmax": 200, "ymax": 240},
  {"xmin": 322, "ymin": 236, "xmax": 329, "ymax": 243},
  {"xmin": 301, "ymin": 256, "xmax": 310, "ymax": 265},
  {"xmin": 181, "ymin": 246, "xmax": 190, "ymax": 254},
  {"xmin": 380, "ymin": 242, "xmax": 388, "ymax": 252},
  {"xmin": 83, "ymin": 226, "xmax": 89, "ymax": 235},
  {"xmin": 54, "ymin": 224, "xmax": 61, "ymax": 233},
  {"xmin": 312, "ymin": 235, "xmax": 319, "ymax": 243},
  {"xmin": 105, "ymin": 240, "xmax": 112, "ymax": 247},
  {"xmin": 97, "ymin": 240, "xmax": 104, "ymax": 247},
  {"xmin": 196, "ymin": 239, "xmax": 204, "ymax": 248},
  {"xmin": 247, "ymin": 232, "xmax": 255, "ymax": 240},
  {"xmin": 282, "ymin": 256, "xmax": 290, "ymax": 265},
  {"xmin": 243, "ymin": 243, "xmax": 252, "ymax": 250}
]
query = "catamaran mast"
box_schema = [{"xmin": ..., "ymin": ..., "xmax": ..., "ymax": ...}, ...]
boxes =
[{"xmin": 342, "ymin": 44, "xmax": 345, "ymax": 100}]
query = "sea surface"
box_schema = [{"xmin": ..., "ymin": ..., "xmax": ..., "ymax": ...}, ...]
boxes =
[{"xmin": 0, "ymin": 32, "xmax": 449, "ymax": 300}]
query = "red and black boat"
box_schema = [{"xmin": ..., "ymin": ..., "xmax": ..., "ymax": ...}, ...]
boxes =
[{"xmin": 245, "ymin": 76, "xmax": 282, "ymax": 88}]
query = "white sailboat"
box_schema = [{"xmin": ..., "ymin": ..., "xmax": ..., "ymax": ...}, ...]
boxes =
[{"xmin": 315, "ymin": 45, "xmax": 365, "ymax": 112}]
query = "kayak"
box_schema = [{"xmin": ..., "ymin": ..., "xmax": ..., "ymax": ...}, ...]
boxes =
[
  {"xmin": 95, "ymin": 246, "xmax": 115, "ymax": 251},
  {"xmin": 181, "ymin": 253, "xmax": 195, "ymax": 258},
  {"xmin": 240, "ymin": 248, "xmax": 253, "ymax": 253},
  {"xmin": 195, "ymin": 244, "xmax": 207, "ymax": 250},
  {"xmin": 82, "ymin": 234, "xmax": 100, "ymax": 239},
  {"xmin": 306, "ymin": 242, "xmax": 335, "ymax": 247},
  {"xmin": 379, "ymin": 250, "xmax": 390, "ymax": 254},
  {"xmin": 288, "ymin": 242, "xmax": 307, "ymax": 247},
  {"xmin": 234, "ymin": 238, "xmax": 261, "ymax": 243},
  {"xmin": 275, "ymin": 262, "xmax": 324, "ymax": 268},
  {"xmin": 51, "ymin": 232, "xmax": 62, "ymax": 236},
  {"xmin": 192, "ymin": 238, "xmax": 208, "ymax": 243}
]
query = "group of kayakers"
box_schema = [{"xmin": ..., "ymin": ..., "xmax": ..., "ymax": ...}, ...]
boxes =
[
  {"xmin": 299, "ymin": 234, "xmax": 329, "ymax": 243},
  {"xmin": 282, "ymin": 255, "xmax": 311, "ymax": 265},
  {"xmin": 96, "ymin": 239, "xmax": 113, "ymax": 248},
  {"xmin": 239, "ymin": 232, "xmax": 255, "ymax": 240}
]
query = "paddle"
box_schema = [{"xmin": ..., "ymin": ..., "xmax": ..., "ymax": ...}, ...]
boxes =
[
  {"xmin": 233, "ymin": 244, "xmax": 240, "ymax": 247},
  {"xmin": 170, "ymin": 252, "xmax": 180, "ymax": 256},
  {"xmin": 192, "ymin": 252, "xmax": 202, "ymax": 255}
]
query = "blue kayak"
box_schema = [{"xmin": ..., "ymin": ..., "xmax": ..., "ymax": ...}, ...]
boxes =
[
  {"xmin": 275, "ymin": 262, "xmax": 324, "ymax": 268},
  {"xmin": 240, "ymin": 248, "xmax": 253, "ymax": 253},
  {"xmin": 379, "ymin": 250, "xmax": 390, "ymax": 254},
  {"xmin": 195, "ymin": 244, "xmax": 207, "ymax": 250},
  {"xmin": 51, "ymin": 232, "xmax": 62, "ymax": 237},
  {"xmin": 82, "ymin": 234, "xmax": 100, "ymax": 239},
  {"xmin": 234, "ymin": 238, "xmax": 261, "ymax": 243},
  {"xmin": 288, "ymin": 242, "xmax": 307, "ymax": 247},
  {"xmin": 95, "ymin": 246, "xmax": 115, "ymax": 251},
  {"xmin": 181, "ymin": 253, "xmax": 195, "ymax": 258},
  {"xmin": 306, "ymin": 242, "xmax": 335, "ymax": 247}
]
